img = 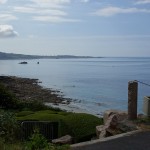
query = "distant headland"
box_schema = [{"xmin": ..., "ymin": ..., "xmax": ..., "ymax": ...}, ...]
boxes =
[{"xmin": 0, "ymin": 51, "xmax": 102, "ymax": 60}]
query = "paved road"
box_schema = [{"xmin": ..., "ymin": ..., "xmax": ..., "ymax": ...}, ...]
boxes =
[{"xmin": 71, "ymin": 131, "xmax": 150, "ymax": 150}]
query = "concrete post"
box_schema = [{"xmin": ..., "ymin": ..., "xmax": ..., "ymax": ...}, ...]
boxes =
[{"xmin": 128, "ymin": 81, "xmax": 138, "ymax": 120}]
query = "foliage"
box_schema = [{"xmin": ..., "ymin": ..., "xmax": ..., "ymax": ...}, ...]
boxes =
[
  {"xmin": 63, "ymin": 113, "xmax": 103, "ymax": 142},
  {"xmin": 135, "ymin": 117, "xmax": 150, "ymax": 124},
  {"xmin": 0, "ymin": 83, "xmax": 61, "ymax": 112},
  {"xmin": 25, "ymin": 128, "xmax": 49, "ymax": 150},
  {"xmin": 17, "ymin": 100, "xmax": 50, "ymax": 111},
  {"xmin": 0, "ymin": 111, "xmax": 19, "ymax": 143},
  {"xmin": 25, "ymin": 129, "xmax": 70, "ymax": 150},
  {"xmin": 0, "ymin": 138, "xmax": 24, "ymax": 150},
  {"xmin": 17, "ymin": 110, "xmax": 103, "ymax": 142},
  {"xmin": 0, "ymin": 84, "xmax": 18, "ymax": 109}
]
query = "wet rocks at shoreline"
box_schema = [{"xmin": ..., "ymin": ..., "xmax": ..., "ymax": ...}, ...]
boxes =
[{"xmin": 0, "ymin": 76, "xmax": 71, "ymax": 105}]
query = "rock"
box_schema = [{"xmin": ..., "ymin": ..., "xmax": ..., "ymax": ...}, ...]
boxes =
[
  {"xmin": 97, "ymin": 109, "xmax": 137, "ymax": 139},
  {"xmin": 103, "ymin": 109, "xmax": 127, "ymax": 124},
  {"xmin": 105, "ymin": 114, "xmax": 118, "ymax": 129},
  {"xmin": 99, "ymin": 129, "xmax": 108, "ymax": 139},
  {"xmin": 96, "ymin": 125, "xmax": 104, "ymax": 138},
  {"xmin": 100, "ymin": 114, "xmax": 119, "ymax": 138},
  {"xmin": 52, "ymin": 135, "xmax": 72, "ymax": 144},
  {"xmin": 117, "ymin": 120, "xmax": 137, "ymax": 132}
]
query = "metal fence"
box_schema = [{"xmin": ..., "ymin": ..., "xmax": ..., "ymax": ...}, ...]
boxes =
[{"xmin": 20, "ymin": 121, "xmax": 59, "ymax": 140}]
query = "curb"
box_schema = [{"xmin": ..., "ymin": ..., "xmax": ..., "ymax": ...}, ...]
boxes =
[{"xmin": 71, "ymin": 130, "xmax": 142, "ymax": 149}]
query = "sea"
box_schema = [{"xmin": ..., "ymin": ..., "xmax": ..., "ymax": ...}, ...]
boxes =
[{"xmin": 0, "ymin": 57, "xmax": 150, "ymax": 115}]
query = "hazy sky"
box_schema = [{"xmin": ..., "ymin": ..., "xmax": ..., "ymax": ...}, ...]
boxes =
[{"xmin": 0, "ymin": 0, "xmax": 150, "ymax": 56}]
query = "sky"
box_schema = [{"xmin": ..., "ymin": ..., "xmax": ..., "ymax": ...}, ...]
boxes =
[{"xmin": 0, "ymin": 0, "xmax": 150, "ymax": 57}]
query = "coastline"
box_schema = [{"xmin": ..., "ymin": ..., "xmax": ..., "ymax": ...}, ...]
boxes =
[
  {"xmin": 0, "ymin": 75, "xmax": 68, "ymax": 104},
  {"xmin": 0, "ymin": 75, "xmax": 98, "ymax": 116}
]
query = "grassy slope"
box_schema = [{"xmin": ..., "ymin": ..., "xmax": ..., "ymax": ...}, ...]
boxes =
[
  {"xmin": 17, "ymin": 110, "xmax": 103, "ymax": 142},
  {"xmin": 0, "ymin": 80, "xmax": 103, "ymax": 142}
]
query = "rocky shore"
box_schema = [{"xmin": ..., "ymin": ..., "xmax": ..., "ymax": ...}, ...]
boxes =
[
  {"xmin": 0, "ymin": 76, "xmax": 70, "ymax": 104},
  {"xmin": 0, "ymin": 75, "xmax": 99, "ymax": 115}
]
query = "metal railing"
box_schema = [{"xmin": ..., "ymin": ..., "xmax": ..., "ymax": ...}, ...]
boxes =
[{"xmin": 20, "ymin": 121, "xmax": 59, "ymax": 140}]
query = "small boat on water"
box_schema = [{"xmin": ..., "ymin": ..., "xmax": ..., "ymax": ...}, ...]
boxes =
[{"xmin": 19, "ymin": 61, "xmax": 28, "ymax": 64}]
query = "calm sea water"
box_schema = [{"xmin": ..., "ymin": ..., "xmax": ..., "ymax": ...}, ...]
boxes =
[{"xmin": 0, "ymin": 57, "xmax": 150, "ymax": 115}]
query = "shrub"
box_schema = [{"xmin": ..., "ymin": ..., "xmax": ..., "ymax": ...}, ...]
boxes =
[
  {"xmin": 0, "ymin": 111, "xmax": 20, "ymax": 142},
  {"xmin": 17, "ymin": 100, "xmax": 49, "ymax": 111},
  {"xmin": 63, "ymin": 113, "xmax": 103, "ymax": 142},
  {"xmin": 25, "ymin": 128, "xmax": 70, "ymax": 150},
  {"xmin": 0, "ymin": 84, "xmax": 18, "ymax": 109},
  {"xmin": 25, "ymin": 128, "xmax": 49, "ymax": 150}
]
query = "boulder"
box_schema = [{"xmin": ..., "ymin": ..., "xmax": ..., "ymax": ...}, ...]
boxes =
[
  {"xmin": 105, "ymin": 114, "xmax": 118, "ymax": 129},
  {"xmin": 99, "ymin": 114, "xmax": 119, "ymax": 138},
  {"xmin": 52, "ymin": 135, "xmax": 72, "ymax": 144},
  {"xmin": 103, "ymin": 109, "xmax": 127, "ymax": 124},
  {"xmin": 96, "ymin": 125, "xmax": 104, "ymax": 138},
  {"xmin": 97, "ymin": 109, "xmax": 137, "ymax": 139}
]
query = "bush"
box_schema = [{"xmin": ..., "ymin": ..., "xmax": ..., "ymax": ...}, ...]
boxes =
[
  {"xmin": 17, "ymin": 100, "xmax": 49, "ymax": 111},
  {"xmin": 63, "ymin": 113, "xmax": 103, "ymax": 142},
  {"xmin": 25, "ymin": 128, "xmax": 49, "ymax": 150},
  {"xmin": 0, "ymin": 111, "xmax": 20, "ymax": 142},
  {"xmin": 0, "ymin": 84, "xmax": 18, "ymax": 109},
  {"xmin": 25, "ymin": 129, "xmax": 70, "ymax": 150}
]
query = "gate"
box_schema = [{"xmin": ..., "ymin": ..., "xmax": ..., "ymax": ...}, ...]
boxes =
[{"xmin": 21, "ymin": 121, "xmax": 59, "ymax": 140}]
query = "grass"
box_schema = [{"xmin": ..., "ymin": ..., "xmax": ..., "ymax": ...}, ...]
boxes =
[
  {"xmin": 0, "ymin": 138, "xmax": 70, "ymax": 150},
  {"xmin": 17, "ymin": 110, "xmax": 103, "ymax": 142}
]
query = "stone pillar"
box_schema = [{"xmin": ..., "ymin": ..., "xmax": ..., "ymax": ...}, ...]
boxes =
[{"xmin": 128, "ymin": 81, "xmax": 138, "ymax": 120}]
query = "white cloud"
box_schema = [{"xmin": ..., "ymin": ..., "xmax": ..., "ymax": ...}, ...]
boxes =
[
  {"xmin": 33, "ymin": 15, "xmax": 80, "ymax": 23},
  {"xmin": 135, "ymin": 0, "xmax": 150, "ymax": 4},
  {"xmin": 0, "ymin": 25, "xmax": 18, "ymax": 38},
  {"xmin": 0, "ymin": 14, "xmax": 18, "ymax": 22},
  {"xmin": 30, "ymin": 0, "xmax": 70, "ymax": 8},
  {"xmin": 0, "ymin": 0, "xmax": 7, "ymax": 4},
  {"xmin": 13, "ymin": 1, "xmax": 80, "ymax": 23},
  {"xmin": 14, "ymin": 6, "xmax": 67, "ymax": 16},
  {"xmin": 92, "ymin": 6, "xmax": 150, "ymax": 16},
  {"xmin": 13, "ymin": 6, "xmax": 36, "ymax": 13}
]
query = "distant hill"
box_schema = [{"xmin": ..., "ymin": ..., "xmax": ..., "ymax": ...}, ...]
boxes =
[{"xmin": 0, "ymin": 52, "xmax": 102, "ymax": 60}]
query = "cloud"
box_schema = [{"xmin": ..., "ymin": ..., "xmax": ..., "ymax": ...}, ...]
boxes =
[
  {"xmin": 0, "ymin": 0, "xmax": 7, "ymax": 4},
  {"xmin": 33, "ymin": 15, "xmax": 80, "ymax": 23},
  {"xmin": 30, "ymin": 0, "xmax": 70, "ymax": 8},
  {"xmin": 0, "ymin": 25, "xmax": 18, "ymax": 38},
  {"xmin": 13, "ymin": 1, "xmax": 80, "ymax": 23},
  {"xmin": 92, "ymin": 6, "xmax": 150, "ymax": 16},
  {"xmin": 135, "ymin": 0, "xmax": 150, "ymax": 4},
  {"xmin": 0, "ymin": 14, "xmax": 18, "ymax": 22},
  {"xmin": 13, "ymin": 6, "xmax": 67, "ymax": 16},
  {"xmin": 13, "ymin": 6, "xmax": 36, "ymax": 13}
]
